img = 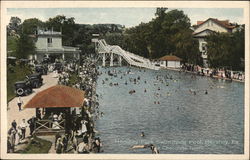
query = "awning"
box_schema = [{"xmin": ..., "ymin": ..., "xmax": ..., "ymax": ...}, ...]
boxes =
[{"xmin": 24, "ymin": 85, "xmax": 85, "ymax": 108}]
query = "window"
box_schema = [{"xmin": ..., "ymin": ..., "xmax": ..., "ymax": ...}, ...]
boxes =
[{"xmin": 47, "ymin": 38, "xmax": 52, "ymax": 47}]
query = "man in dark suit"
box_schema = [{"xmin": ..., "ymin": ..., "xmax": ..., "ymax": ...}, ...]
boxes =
[{"xmin": 27, "ymin": 116, "xmax": 37, "ymax": 136}]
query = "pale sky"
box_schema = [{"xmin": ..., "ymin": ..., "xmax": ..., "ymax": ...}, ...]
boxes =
[{"xmin": 7, "ymin": 8, "xmax": 244, "ymax": 28}]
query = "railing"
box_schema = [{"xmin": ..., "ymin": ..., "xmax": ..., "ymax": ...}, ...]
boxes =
[{"xmin": 33, "ymin": 119, "xmax": 65, "ymax": 133}]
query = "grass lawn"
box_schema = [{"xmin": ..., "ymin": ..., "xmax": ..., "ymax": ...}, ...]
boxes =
[
  {"xmin": 7, "ymin": 64, "xmax": 33, "ymax": 102},
  {"xmin": 16, "ymin": 136, "xmax": 52, "ymax": 154}
]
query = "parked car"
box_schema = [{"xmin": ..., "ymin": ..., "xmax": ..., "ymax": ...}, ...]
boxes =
[
  {"xmin": 27, "ymin": 73, "xmax": 43, "ymax": 88},
  {"xmin": 14, "ymin": 81, "xmax": 33, "ymax": 96},
  {"xmin": 35, "ymin": 65, "xmax": 48, "ymax": 75}
]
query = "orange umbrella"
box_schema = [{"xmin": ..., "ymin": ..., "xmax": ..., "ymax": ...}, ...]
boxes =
[{"xmin": 24, "ymin": 85, "xmax": 85, "ymax": 108}]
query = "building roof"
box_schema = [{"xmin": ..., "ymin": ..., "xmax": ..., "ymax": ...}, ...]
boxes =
[
  {"xmin": 193, "ymin": 29, "xmax": 215, "ymax": 36},
  {"xmin": 159, "ymin": 55, "xmax": 182, "ymax": 61},
  {"xmin": 195, "ymin": 18, "xmax": 236, "ymax": 30},
  {"xmin": 24, "ymin": 85, "xmax": 85, "ymax": 108}
]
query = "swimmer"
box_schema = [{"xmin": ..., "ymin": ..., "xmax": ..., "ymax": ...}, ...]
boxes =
[
  {"xmin": 205, "ymin": 90, "xmax": 208, "ymax": 94},
  {"xmin": 150, "ymin": 145, "xmax": 159, "ymax": 154},
  {"xmin": 130, "ymin": 144, "xmax": 153, "ymax": 149},
  {"xmin": 144, "ymin": 89, "xmax": 147, "ymax": 93},
  {"xmin": 130, "ymin": 144, "xmax": 159, "ymax": 154},
  {"xmin": 140, "ymin": 132, "xmax": 145, "ymax": 137},
  {"xmin": 129, "ymin": 90, "xmax": 136, "ymax": 94},
  {"xmin": 100, "ymin": 112, "xmax": 104, "ymax": 117}
]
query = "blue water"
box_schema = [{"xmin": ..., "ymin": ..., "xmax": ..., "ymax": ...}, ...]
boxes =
[{"xmin": 95, "ymin": 67, "xmax": 244, "ymax": 154}]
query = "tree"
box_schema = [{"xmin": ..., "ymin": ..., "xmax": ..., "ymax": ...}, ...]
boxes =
[
  {"xmin": 122, "ymin": 8, "xmax": 199, "ymax": 63},
  {"xmin": 45, "ymin": 15, "xmax": 77, "ymax": 46},
  {"xmin": 206, "ymin": 26, "xmax": 244, "ymax": 71},
  {"xmin": 45, "ymin": 15, "xmax": 66, "ymax": 31},
  {"xmin": 16, "ymin": 33, "xmax": 36, "ymax": 59},
  {"xmin": 7, "ymin": 36, "xmax": 18, "ymax": 57},
  {"xmin": 7, "ymin": 17, "xmax": 21, "ymax": 35},
  {"xmin": 21, "ymin": 18, "xmax": 44, "ymax": 35},
  {"xmin": 173, "ymin": 30, "xmax": 201, "ymax": 65},
  {"xmin": 105, "ymin": 32, "xmax": 124, "ymax": 47},
  {"xmin": 155, "ymin": 7, "xmax": 168, "ymax": 17}
]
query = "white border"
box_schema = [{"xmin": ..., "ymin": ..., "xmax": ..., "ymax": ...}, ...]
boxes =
[{"xmin": 1, "ymin": 1, "xmax": 249, "ymax": 160}]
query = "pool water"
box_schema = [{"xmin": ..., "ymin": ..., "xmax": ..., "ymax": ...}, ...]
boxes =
[{"xmin": 95, "ymin": 67, "xmax": 244, "ymax": 154}]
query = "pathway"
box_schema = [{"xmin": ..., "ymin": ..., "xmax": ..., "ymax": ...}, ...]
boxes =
[{"xmin": 7, "ymin": 72, "xmax": 58, "ymax": 137}]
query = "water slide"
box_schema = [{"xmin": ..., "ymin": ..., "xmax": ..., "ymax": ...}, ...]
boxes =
[{"xmin": 97, "ymin": 39, "xmax": 160, "ymax": 70}]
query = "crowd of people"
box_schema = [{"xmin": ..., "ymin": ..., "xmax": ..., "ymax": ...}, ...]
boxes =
[
  {"xmin": 7, "ymin": 55, "xmax": 103, "ymax": 154},
  {"xmin": 53, "ymin": 56, "xmax": 102, "ymax": 154},
  {"xmin": 7, "ymin": 116, "xmax": 39, "ymax": 153},
  {"xmin": 181, "ymin": 63, "xmax": 245, "ymax": 82}
]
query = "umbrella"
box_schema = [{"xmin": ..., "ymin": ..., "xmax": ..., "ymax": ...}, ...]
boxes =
[{"xmin": 24, "ymin": 85, "xmax": 85, "ymax": 108}]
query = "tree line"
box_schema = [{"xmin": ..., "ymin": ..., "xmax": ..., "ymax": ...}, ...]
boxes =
[
  {"xmin": 104, "ymin": 8, "xmax": 244, "ymax": 71},
  {"xmin": 105, "ymin": 8, "xmax": 202, "ymax": 65},
  {"xmin": 7, "ymin": 8, "xmax": 245, "ymax": 71}
]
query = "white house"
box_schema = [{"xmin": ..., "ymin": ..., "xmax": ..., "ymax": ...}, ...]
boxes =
[
  {"xmin": 193, "ymin": 18, "xmax": 236, "ymax": 67},
  {"xmin": 30, "ymin": 29, "xmax": 80, "ymax": 62},
  {"xmin": 158, "ymin": 55, "xmax": 182, "ymax": 68}
]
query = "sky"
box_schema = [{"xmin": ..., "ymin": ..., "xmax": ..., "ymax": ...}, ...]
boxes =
[{"xmin": 7, "ymin": 8, "xmax": 244, "ymax": 28}]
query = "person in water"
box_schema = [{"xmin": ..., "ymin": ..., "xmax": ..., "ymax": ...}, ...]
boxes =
[
  {"xmin": 150, "ymin": 145, "xmax": 159, "ymax": 154},
  {"xmin": 205, "ymin": 90, "xmax": 208, "ymax": 94},
  {"xmin": 130, "ymin": 144, "xmax": 152, "ymax": 149},
  {"xmin": 130, "ymin": 144, "xmax": 159, "ymax": 154},
  {"xmin": 141, "ymin": 132, "xmax": 145, "ymax": 137}
]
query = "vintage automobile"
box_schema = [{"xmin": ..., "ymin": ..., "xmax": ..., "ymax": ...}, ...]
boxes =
[
  {"xmin": 27, "ymin": 73, "xmax": 43, "ymax": 88},
  {"xmin": 14, "ymin": 81, "xmax": 33, "ymax": 96},
  {"xmin": 35, "ymin": 65, "xmax": 48, "ymax": 75}
]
